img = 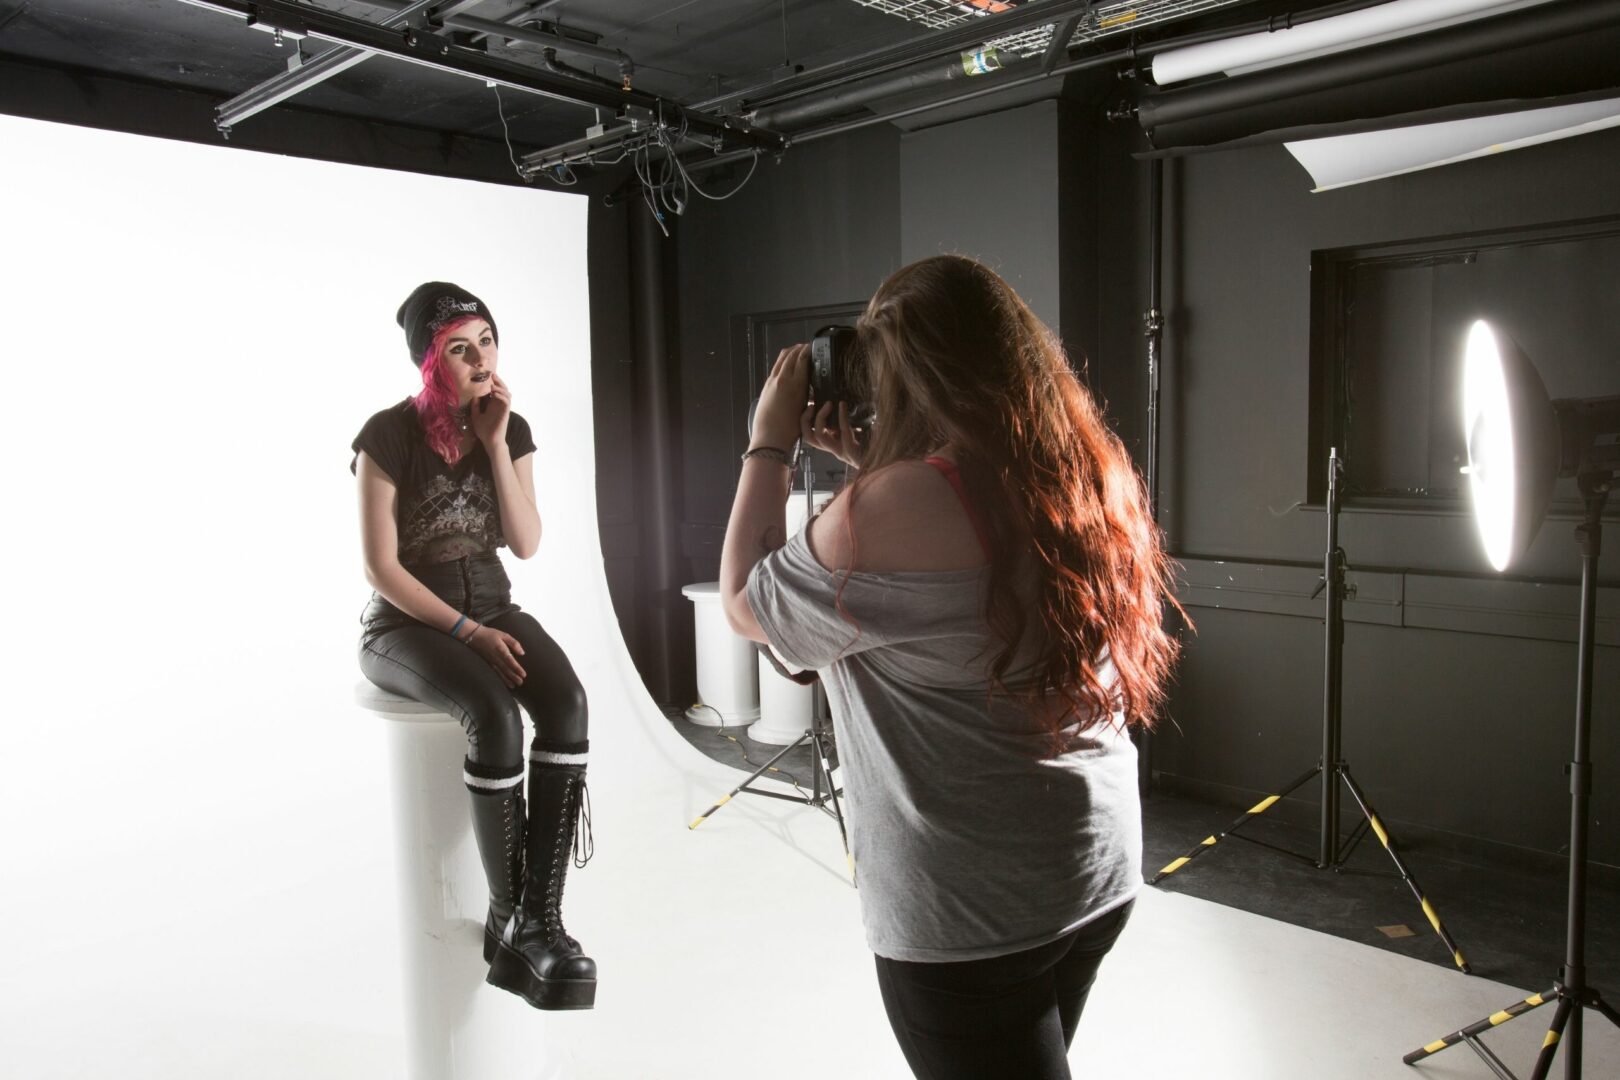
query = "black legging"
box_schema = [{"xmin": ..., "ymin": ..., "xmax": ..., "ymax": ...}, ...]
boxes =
[
  {"xmin": 873, "ymin": 899, "xmax": 1135, "ymax": 1080},
  {"xmin": 357, "ymin": 554, "xmax": 587, "ymax": 769}
]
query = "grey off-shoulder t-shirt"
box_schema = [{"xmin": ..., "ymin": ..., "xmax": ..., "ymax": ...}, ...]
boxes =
[{"xmin": 747, "ymin": 529, "xmax": 1141, "ymax": 963}]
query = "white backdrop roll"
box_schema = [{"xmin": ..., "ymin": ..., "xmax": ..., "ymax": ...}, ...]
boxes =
[
  {"xmin": 0, "ymin": 106, "xmax": 891, "ymax": 1080},
  {"xmin": 1285, "ymin": 95, "xmax": 1620, "ymax": 191},
  {"xmin": 0, "ymin": 109, "xmax": 593, "ymax": 1075},
  {"xmin": 1150, "ymin": 0, "xmax": 1555, "ymax": 86}
]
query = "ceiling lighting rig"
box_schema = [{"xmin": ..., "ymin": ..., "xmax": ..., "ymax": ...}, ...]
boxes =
[
  {"xmin": 522, "ymin": 0, "xmax": 1253, "ymax": 183},
  {"xmin": 177, "ymin": 0, "xmax": 1257, "ymax": 226},
  {"xmin": 852, "ymin": 0, "xmax": 1251, "ymax": 59},
  {"xmin": 174, "ymin": 0, "xmax": 785, "ymax": 158}
]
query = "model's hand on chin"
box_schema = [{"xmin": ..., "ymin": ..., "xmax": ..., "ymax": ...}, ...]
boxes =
[{"xmin": 472, "ymin": 373, "xmax": 512, "ymax": 445}]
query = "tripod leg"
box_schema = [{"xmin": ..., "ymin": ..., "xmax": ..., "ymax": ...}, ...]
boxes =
[
  {"xmin": 812, "ymin": 731, "xmax": 854, "ymax": 881},
  {"xmin": 1528, "ymin": 996, "xmax": 1574, "ymax": 1080},
  {"xmin": 1591, "ymin": 991, "xmax": 1620, "ymax": 1031},
  {"xmin": 1337, "ymin": 816, "xmax": 1373, "ymax": 861},
  {"xmin": 1338, "ymin": 768, "xmax": 1470, "ymax": 973},
  {"xmin": 1149, "ymin": 766, "xmax": 1321, "ymax": 884},
  {"xmin": 689, "ymin": 733, "xmax": 812, "ymax": 829},
  {"xmin": 1569, "ymin": 999, "xmax": 1583, "ymax": 1080},
  {"xmin": 1404, "ymin": 989, "xmax": 1554, "ymax": 1064}
]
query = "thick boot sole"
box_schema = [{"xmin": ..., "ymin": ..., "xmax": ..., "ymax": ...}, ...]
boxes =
[
  {"xmin": 483, "ymin": 910, "xmax": 514, "ymax": 965},
  {"xmin": 486, "ymin": 942, "xmax": 597, "ymax": 1010}
]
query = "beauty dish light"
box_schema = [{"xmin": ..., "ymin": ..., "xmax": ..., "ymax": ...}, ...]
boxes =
[
  {"xmin": 1411, "ymin": 317, "xmax": 1618, "ymax": 1077},
  {"xmin": 1460, "ymin": 319, "xmax": 1620, "ymax": 571},
  {"xmin": 1460, "ymin": 319, "xmax": 1559, "ymax": 570}
]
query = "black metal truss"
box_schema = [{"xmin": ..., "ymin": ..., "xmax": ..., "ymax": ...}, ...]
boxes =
[{"xmin": 175, "ymin": 0, "xmax": 784, "ymax": 152}]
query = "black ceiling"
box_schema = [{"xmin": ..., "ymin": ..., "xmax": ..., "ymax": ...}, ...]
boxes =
[
  {"xmin": 10, "ymin": 0, "xmax": 1614, "ymax": 187},
  {"xmin": 0, "ymin": 0, "xmax": 933, "ymax": 153},
  {"xmin": 6, "ymin": 2, "xmax": 1345, "ymax": 165}
]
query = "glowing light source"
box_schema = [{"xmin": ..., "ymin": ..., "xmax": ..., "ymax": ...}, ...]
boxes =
[
  {"xmin": 1461, "ymin": 319, "xmax": 1620, "ymax": 571},
  {"xmin": 1463, "ymin": 321, "xmax": 1533, "ymax": 569}
]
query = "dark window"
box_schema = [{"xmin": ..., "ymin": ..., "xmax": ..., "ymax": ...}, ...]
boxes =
[
  {"xmin": 731, "ymin": 303, "xmax": 866, "ymax": 493},
  {"xmin": 1310, "ymin": 217, "xmax": 1620, "ymax": 517}
]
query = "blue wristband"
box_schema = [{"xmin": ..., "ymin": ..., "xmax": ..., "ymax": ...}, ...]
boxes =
[{"xmin": 450, "ymin": 614, "xmax": 467, "ymax": 640}]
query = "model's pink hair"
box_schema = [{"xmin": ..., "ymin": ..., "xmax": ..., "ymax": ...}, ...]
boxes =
[{"xmin": 413, "ymin": 315, "xmax": 481, "ymax": 464}]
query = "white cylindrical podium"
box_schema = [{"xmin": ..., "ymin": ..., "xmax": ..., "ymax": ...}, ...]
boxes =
[
  {"xmin": 679, "ymin": 582, "xmax": 759, "ymax": 726},
  {"xmin": 355, "ymin": 679, "xmax": 533, "ymax": 1080}
]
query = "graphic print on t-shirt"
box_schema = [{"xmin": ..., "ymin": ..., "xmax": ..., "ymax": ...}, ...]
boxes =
[{"xmin": 400, "ymin": 470, "xmax": 499, "ymax": 564}]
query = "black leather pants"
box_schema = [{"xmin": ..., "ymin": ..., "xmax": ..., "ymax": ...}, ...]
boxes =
[{"xmin": 358, "ymin": 553, "xmax": 588, "ymax": 769}]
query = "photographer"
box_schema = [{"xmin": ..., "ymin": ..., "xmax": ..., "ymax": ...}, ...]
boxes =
[{"xmin": 719, "ymin": 256, "xmax": 1181, "ymax": 1079}]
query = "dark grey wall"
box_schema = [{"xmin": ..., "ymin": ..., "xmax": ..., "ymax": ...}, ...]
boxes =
[
  {"xmin": 900, "ymin": 101, "xmax": 1064, "ymax": 333},
  {"xmin": 897, "ymin": 98, "xmax": 1110, "ymax": 397},
  {"xmin": 1149, "ymin": 128, "xmax": 1620, "ymax": 867},
  {"xmin": 671, "ymin": 125, "xmax": 905, "ymax": 588},
  {"xmin": 1157, "ymin": 130, "xmax": 1620, "ymax": 577}
]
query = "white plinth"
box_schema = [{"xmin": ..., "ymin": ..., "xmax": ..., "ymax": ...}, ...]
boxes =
[
  {"xmin": 751, "ymin": 648, "xmax": 816, "ymax": 745},
  {"xmin": 354, "ymin": 679, "xmax": 533, "ymax": 1080},
  {"xmin": 745, "ymin": 489, "xmax": 832, "ymax": 743},
  {"xmin": 680, "ymin": 582, "xmax": 759, "ymax": 726}
]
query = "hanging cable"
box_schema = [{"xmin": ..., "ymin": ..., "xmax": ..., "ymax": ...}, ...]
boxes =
[
  {"xmin": 613, "ymin": 98, "xmax": 765, "ymax": 234},
  {"xmin": 490, "ymin": 84, "xmax": 536, "ymax": 184}
]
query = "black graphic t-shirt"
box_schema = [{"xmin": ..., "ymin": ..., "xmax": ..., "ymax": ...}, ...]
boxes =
[{"xmin": 350, "ymin": 397, "xmax": 537, "ymax": 566}]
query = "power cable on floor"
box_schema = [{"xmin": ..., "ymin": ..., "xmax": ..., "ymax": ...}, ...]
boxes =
[{"xmin": 685, "ymin": 702, "xmax": 818, "ymax": 802}]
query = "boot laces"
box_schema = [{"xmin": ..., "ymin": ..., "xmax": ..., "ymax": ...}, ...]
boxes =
[
  {"xmin": 542, "ymin": 776, "xmax": 588, "ymax": 942},
  {"xmin": 504, "ymin": 794, "xmax": 522, "ymax": 888},
  {"xmin": 572, "ymin": 778, "xmax": 594, "ymax": 870}
]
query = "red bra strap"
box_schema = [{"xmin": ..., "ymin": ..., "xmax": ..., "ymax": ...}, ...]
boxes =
[{"xmin": 924, "ymin": 456, "xmax": 993, "ymax": 560}]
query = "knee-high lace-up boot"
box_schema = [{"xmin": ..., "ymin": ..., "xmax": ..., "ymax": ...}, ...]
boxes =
[
  {"xmin": 486, "ymin": 741, "xmax": 596, "ymax": 1010},
  {"xmin": 463, "ymin": 760, "xmax": 525, "ymax": 964},
  {"xmin": 467, "ymin": 788, "xmax": 524, "ymax": 963}
]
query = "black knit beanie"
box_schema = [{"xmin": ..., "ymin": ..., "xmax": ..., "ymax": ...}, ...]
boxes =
[{"xmin": 396, "ymin": 282, "xmax": 499, "ymax": 367}]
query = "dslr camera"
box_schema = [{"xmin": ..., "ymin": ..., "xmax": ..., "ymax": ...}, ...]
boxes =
[{"xmin": 808, "ymin": 324, "xmax": 874, "ymax": 431}]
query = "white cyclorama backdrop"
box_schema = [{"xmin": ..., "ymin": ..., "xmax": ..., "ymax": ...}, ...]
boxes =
[
  {"xmin": 0, "ymin": 112, "xmax": 840, "ymax": 1077},
  {"xmin": 2, "ymin": 108, "xmax": 935, "ymax": 1080}
]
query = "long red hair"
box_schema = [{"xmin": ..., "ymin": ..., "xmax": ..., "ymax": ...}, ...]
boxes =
[
  {"xmin": 846, "ymin": 255, "xmax": 1183, "ymax": 736},
  {"xmin": 412, "ymin": 315, "xmax": 481, "ymax": 465}
]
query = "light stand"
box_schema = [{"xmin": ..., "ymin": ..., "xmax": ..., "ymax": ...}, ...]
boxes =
[
  {"xmin": 1405, "ymin": 323, "xmax": 1619, "ymax": 1078},
  {"xmin": 1151, "ymin": 446, "xmax": 1471, "ymax": 972},
  {"xmin": 1406, "ymin": 478, "xmax": 1619, "ymax": 1079},
  {"xmin": 688, "ymin": 452, "xmax": 853, "ymax": 875}
]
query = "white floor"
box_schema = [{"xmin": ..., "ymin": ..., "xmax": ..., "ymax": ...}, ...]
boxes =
[{"xmin": 5, "ymin": 644, "xmax": 1615, "ymax": 1080}]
